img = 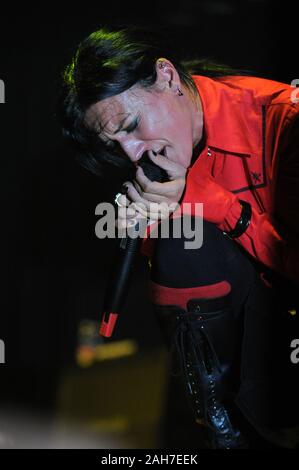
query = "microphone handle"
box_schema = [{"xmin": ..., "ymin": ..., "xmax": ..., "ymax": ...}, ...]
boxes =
[
  {"xmin": 99, "ymin": 160, "xmax": 168, "ymax": 338},
  {"xmin": 100, "ymin": 224, "xmax": 143, "ymax": 337}
]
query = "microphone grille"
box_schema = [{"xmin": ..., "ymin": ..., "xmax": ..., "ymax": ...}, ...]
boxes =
[{"xmin": 138, "ymin": 155, "xmax": 168, "ymax": 183}]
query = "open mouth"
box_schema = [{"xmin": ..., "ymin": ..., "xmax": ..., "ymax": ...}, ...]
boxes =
[{"xmin": 134, "ymin": 147, "xmax": 168, "ymax": 168}]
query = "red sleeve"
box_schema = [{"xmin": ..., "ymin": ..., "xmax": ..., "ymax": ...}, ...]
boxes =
[
  {"xmin": 219, "ymin": 108, "xmax": 299, "ymax": 284},
  {"xmin": 219, "ymin": 199, "xmax": 299, "ymax": 283}
]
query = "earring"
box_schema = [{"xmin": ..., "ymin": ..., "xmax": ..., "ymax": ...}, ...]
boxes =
[{"xmin": 177, "ymin": 87, "xmax": 184, "ymax": 96}]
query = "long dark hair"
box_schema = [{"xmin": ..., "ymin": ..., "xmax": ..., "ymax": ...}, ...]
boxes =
[{"xmin": 57, "ymin": 24, "xmax": 245, "ymax": 181}]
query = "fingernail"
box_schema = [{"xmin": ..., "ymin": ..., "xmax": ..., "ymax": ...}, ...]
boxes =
[{"xmin": 121, "ymin": 184, "xmax": 129, "ymax": 194}]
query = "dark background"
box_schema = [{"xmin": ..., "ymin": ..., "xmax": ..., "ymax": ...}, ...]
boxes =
[{"xmin": 0, "ymin": 0, "xmax": 297, "ymax": 447}]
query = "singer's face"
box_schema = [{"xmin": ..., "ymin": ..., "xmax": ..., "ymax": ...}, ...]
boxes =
[{"xmin": 85, "ymin": 67, "xmax": 203, "ymax": 169}]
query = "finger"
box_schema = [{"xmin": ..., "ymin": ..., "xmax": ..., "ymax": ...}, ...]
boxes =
[
  {"xmin": 115, "ymin": 218, "xmax": 128, "ymax": 230},
  {"xmin": 133, "ymin": 191, "xmax": 169, "ymax": 203},
  {"xmin": 135, "ymin": 166, "xmax": 164, "ymax": 193},
  {"xmin": 116, "ymin": 193, "xmax": 130, "ymax": 207},
  {"xmin": 126, "ymin": 181, "xmax": 178, "ymax": 218},
  {"xmin": 135, "ymin": 170, "xmax": 185, "ymax": 200},
  {"xmin": 118, "ymin": 206, "xmax": 137, "ymax": 219},
  {"xmin": 116, "ymin": 210, "xmax": 146, "ymax": 230},
  {"xmin": 116, "ymin": 218, "xmax": 140, "ymax": 230},
  {"xmin": 130, "ymin": 201, "xmax": 148, "ymax": 218},
  {"xmin": 132, "ymin": 177, "xmax": 144, "ymax": 195},
  {"xmin": 147, "ymin": 150, "xmax": 185, "ymax": 179},
  {"xmin": 125, "ymin": 182, "xmax": 152, "ymax": 210}
]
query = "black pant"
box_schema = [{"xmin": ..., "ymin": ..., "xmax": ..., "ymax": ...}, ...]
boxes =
[{"xmin": 149, "ymin": 217, "xmax": 299, "ymax": 434}]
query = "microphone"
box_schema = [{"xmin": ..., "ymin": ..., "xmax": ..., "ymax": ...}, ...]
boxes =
[{"xmin": 99, "ymin": 156, "xmax": 168, "ymax": 338}]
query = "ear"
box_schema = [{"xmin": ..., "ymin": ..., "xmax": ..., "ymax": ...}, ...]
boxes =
[{"xmin": 155, "ymin": 57, "xmax": 181, "ymax": 94}]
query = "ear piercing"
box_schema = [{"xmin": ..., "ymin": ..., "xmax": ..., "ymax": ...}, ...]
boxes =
[{"xmin": 158, "ymin": 61, "xmax": 183, "ymax": 96}]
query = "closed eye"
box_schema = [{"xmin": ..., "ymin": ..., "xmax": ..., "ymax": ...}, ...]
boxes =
[
  {"xmin": 99, "ymin": 115, "xmax": 140, "ymax": 154},
  {"xmin": 124, "ymin": 116, "xmax": 140, "ymax": 133}
]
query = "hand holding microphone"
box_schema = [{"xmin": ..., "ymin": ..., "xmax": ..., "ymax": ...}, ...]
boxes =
[
  {"xmin": 99, "ymin": 150, "xmax": 174, "ymax": 338},
  {"xmin": 116, "ymin": 150, "xmax": 187, "ymax": 229}
]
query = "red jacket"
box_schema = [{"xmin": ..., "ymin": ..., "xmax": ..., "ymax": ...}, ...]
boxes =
[
  {"xmin": 182, "ymin": 76, "xmax": 299, "ymax": 281},
  {"xmin": 142, "ymin": 75, "xmax": 299, "ymax": 284}
]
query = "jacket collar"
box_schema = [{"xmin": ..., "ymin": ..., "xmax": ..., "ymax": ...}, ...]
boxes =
[{"xmin": 192, "ymin": 75, "xmax": 264, "ymax": 157}]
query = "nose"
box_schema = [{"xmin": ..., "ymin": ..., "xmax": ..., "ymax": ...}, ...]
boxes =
[{"xmin": 118, "ymin": 135, "xmax": 147, "ymax": 163}]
